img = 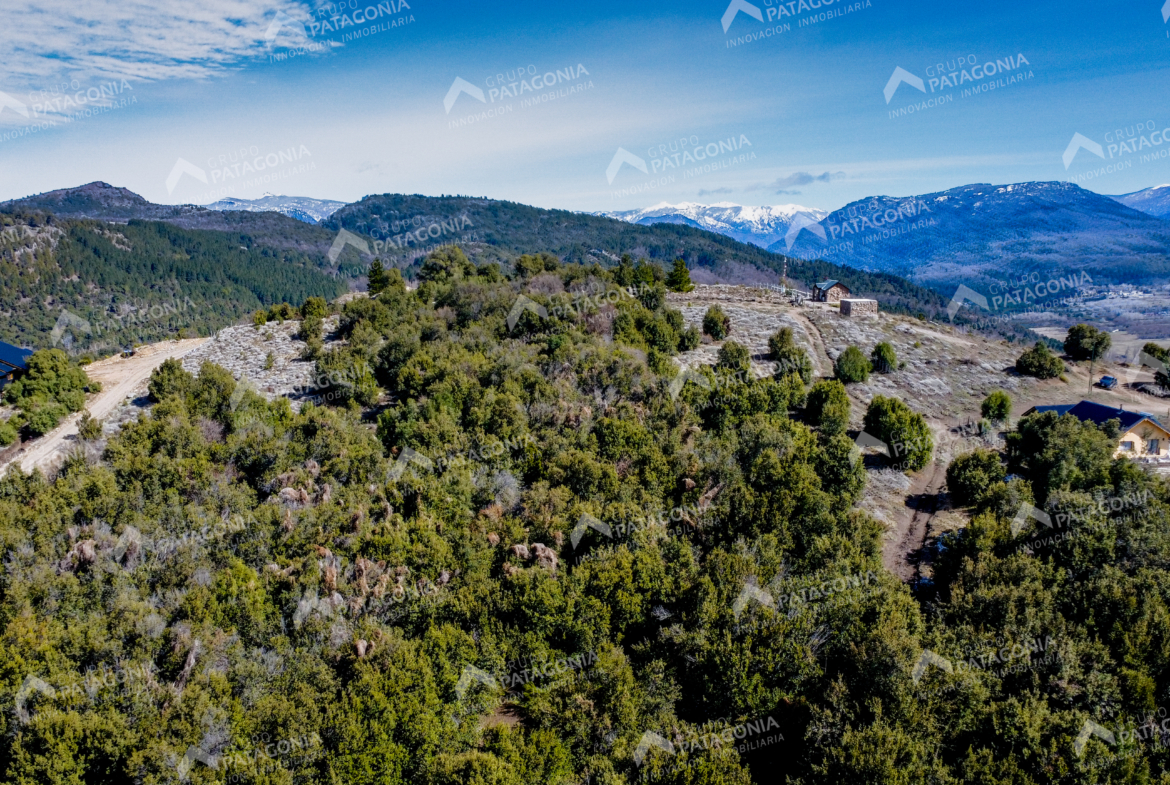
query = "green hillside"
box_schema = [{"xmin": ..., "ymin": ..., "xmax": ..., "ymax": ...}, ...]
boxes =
[
  {"xmin": 324, "ymin": 194, "xmax": 954, "ymax": 318},
  {"xmin": 0, "ymin": 211, "xmax": 348, "ymax": 354}
]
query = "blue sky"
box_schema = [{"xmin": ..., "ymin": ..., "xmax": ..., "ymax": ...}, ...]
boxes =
[{"xmin": 0, "ymin": 0, "xmax": 1168, "ymax": 213}]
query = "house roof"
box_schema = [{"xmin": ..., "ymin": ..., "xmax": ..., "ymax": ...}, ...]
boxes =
[
  {"xmin": 814, "ymin": 280, "xmax": 844, "ymax": 291},
  {"xmin": 0, "ymin": 341, "xmax": 33, "ymax": 373},
  {"xmin": 1026, "ymin": 400, "xmax": 1168, "ymax": 433}
]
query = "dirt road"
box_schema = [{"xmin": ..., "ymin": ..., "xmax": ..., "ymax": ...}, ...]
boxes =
[{"xmin": 1, "ymin": 338, "xmax": 208, "ymax": 475}]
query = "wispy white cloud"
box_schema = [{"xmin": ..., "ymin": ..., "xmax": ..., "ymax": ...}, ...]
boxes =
[{"xmin": 0, "ymin": 0, "xmax": 316, "ymax": 90}]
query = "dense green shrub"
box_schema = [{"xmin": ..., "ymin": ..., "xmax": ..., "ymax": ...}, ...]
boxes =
[
  {"xmin": 1064, "ymin": 323, "xmax": 1111, "ymax": 362},
  {"xmin": 665, "ymin": 258, "xmax": 694, "ymax": 292},
  {"xmin": 981, "ymin": 389, "xmax": 1011, "ymax": 422},
  {"xmin": 1016, "ymin": 341, "xmax": 1064, "ymax": 378},
  {"xmin": 806, "ymin": 379, "xmax": 851, "ymax": 436},
  {"xmin": 768, "ymin": 327, "xmax": 814, "ymax": 384},
  {"xmin": 946, "ymin": 448, "xmax": 1006, "ymax": 507},
  {"xmin": 863, "ymin": 395, "xmax": 933, "ymax": 471},
  {"xmin": 702, "ymin": 305, "xmax": 730, "ymax": 340},
  {"xmin": 870, "ymin": 342, "xmax": 897, "ymax": 374},
  {"xmin": 834, "ymin": 345, "xmax": 871, "ymax": 384}
]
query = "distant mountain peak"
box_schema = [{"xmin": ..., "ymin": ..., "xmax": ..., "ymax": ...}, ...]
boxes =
[
  {"xmin": 203, "ymin": 194, "xmax": 346, "ymax": 224},
  {"xmin": 1110, "ymin": 184, "xmax": 1170, "ymax": 220},
  {"xmin": 595, "ymin": 201, "xmax": 828, "ymax": 249}
]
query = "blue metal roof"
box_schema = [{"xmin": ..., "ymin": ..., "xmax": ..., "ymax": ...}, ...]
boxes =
[
  {"xmin": 1026, "ymin": 400, "xmax": 1166, "ymax": 432},
  {"xmin": 815, "ymin": 280, "xmax": 840, "ymax": 291},
  {"xmin": 0, "ymin": 341, "xmax": 32, "ymax": 372}
]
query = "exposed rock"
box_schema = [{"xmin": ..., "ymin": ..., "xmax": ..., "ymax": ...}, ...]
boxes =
[
  {"xmin": 510, "ymin": 544, "xmax": 530, "ymax": 560},
  {"xmin": 532, "ymin": 543, "xmax": 558, "ymax": 571}
]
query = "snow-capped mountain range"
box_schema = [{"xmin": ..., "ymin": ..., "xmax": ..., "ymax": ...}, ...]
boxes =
[
  {"xmin": 203, "ymin": 194, "xmax": 346, "ymax": 224},
  {"xmin": 595, "ymin": 202, "xmax": 828, "ymax": 249},
  {"xmin": 1111, "ymin": 185, "xmax": 1170, "ymax": 220}
]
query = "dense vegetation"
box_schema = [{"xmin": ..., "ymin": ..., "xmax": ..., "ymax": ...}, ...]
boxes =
[
  {"xmin": 3, "ymin": 246, "xmax": 1168, "ymax": 784},
  {"xmin": 0, "ymin": 211, "xmax": 348, "ymax": 354},
  {"xmin": 2, "ymin": 349, "xmax": 98, "ymax": 439},
  {"xmin": 1016, "ymin": 341, "xmax": 1065, "ymax": 379}
]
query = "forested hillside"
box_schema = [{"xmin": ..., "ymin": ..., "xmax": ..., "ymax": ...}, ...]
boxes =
[
  {"xmin": 325, "ymin": 194, "xmax": 952, "ymax": 318},
  {"xmin": 0, "ymin": 211, "xmax": 348, "ymax": 354},
  {"xmin": 3, "ymin": 247, "xmax": 1168, "ymax": 784}
]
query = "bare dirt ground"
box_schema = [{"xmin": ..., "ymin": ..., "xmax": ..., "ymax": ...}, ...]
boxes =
[
  {"xmin": 0, "ymin": 338, "xmax": 208, "ymax": 475},
  {"xmin": 669, "ymin": 285, "xmax": 1168, "ymax": 583}
]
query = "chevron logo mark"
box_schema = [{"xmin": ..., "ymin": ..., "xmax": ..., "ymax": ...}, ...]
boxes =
[
  {"xmin": 1074, "ymin": 719, "xmax": 1116, "ymax": 757},
  {"xmin": 946, "ymin": 284, "xmax": 990, "ymax": 321},
  {"xmin": 50, "ymin": 309, "xmax": 92, "ymax": 347},
  {"xmin": 15, "ymin": 675, "xmax": 56, "ymax": 724},
  {"xmin": 633, "ymin": 730, "xmax": 676, "ymax": 766},
  {"xmin": 176, "ymin": 744, "xmax": 220, "ymax": 781},
  {"xmin": 1124, "ymin": 349, "xmax": 1169, "ymax": 386},
  {"xmin": 668, "ymin": 367, "xmax": 713, "ymax": 401},
  {"xmin": 327, "ymin": 228, "xmax": 370, "ymax": 265},
  {"xmin": 264, "ymin": 10, "xmax": 307, "ymax": 49},
  {"xmin": 854, "ymin": 431, "xmax": 890, "ymax": 457},
  {"xmin": 0, "ymin": 90, "xmax": 29, "ymax": 118},
  {"xmin": 165, "ymin": 158, "xmax": 207, "ymax": 195},
  {"xmin": 721, "ymin": 0, "xmax": 764, "ymax": 32},
  {"xmin": 387, "ymin": 446, "xmax": 434, "ymax": 483},
  {"xmin": 444, "ymin": 77, "xmax": 486, "ymax": 114},
  {"xmin": 111, "ymin": 525, "xmax": 143, "ymax": 567},
  {"xmin": 571, "ymin": 513, "xmax": 613, "ymax": 550},
  {"xmin": 1010, "ymin": 502, "xmax": 1053, "ymax": 536},
  {"xmin": 506, "ymin": 294, "xmax": 548, "ymax": 331},
  {"xmin": 455, "ymin": 664, "xmax": 498, "ymax": 700},
  {"xmin": 1062, "ymin": 132, "xmax": 1105, "ymax": 170},
  {"xmin": 605, "ymin": 147, "xmax": 648, "ymax": 185},
  {"xmin": 884, "ymin": 67, "xmax": 926, "ymax": 104},
  {"xmin": 732, "ymin": 579, "xmax": 776, "ymax": 620},
  {"xmin": 1163, "ymin": 0, "xmax": 1170, "ymax": 24},
  {"xmin": 784, "ymin": 213, "xmax": 827, "ymax": 251},
  {"xmin": 910, "ymin": 649, "xmax": 953, "ymax": 684}
]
